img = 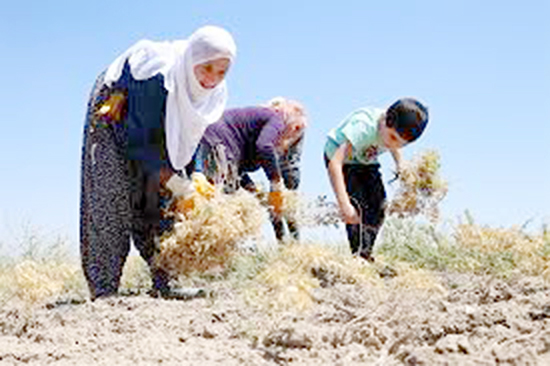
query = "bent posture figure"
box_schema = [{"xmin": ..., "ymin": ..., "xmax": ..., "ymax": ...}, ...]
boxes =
[
  {"xmin": 324, "ymin": 98, "xmax": 429, "ymax": 261},
  {"xmin": 188, "ymin": 97, "xmax": 307, "ymax": 241},
  {"xmin": 80, "ymin": 26, "xmax": 237, "ymax": 299}
]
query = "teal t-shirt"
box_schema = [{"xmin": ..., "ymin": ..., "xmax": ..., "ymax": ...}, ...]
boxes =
[{"xmin": 324, "ymin": 107, "xmax": 386, "ymax": 165}]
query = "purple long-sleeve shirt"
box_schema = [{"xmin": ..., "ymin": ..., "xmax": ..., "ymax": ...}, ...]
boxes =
[{"xmin": 197, "ymin": 106, "xmax": 285, "ymax": 181}]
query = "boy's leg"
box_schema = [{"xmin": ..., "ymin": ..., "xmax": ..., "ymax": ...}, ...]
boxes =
[
  {"xmin": 358, "ymin": 164, "xmax": 386, "ymax": 258},
  {"xmin": 343, "ymin": 165, "xmax": 364, "ymax": 255},
  {"xmin": 343, "ymin": 164, "xmax": 386, "ymax": 259}
]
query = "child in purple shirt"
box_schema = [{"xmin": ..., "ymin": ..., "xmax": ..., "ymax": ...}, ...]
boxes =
[{"xmin": 187, "ymin": 98, "xmax": 307, "ymax": 241}]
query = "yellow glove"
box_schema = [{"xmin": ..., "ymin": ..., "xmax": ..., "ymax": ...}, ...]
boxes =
[
  {"xmin": 191, "ymin": 172, "xmax": 216, "ymax": 198},
  {"xmin": 268, "ymin": 190, "xmax": 284, "ymax": 217},
  {"xmin": 96, "ymin": 91, "xmax": 127, "ymax": 122}
]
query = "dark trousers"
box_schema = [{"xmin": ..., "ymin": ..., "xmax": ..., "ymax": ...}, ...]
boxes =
[
  {"xmin": 271, "ymin": 213, "xmax": 299, "ymax": 241},
  {"xmin": 271, "ymin": 163, "xmax": 300, "ymax": 241},
  {"xmin": 342, "ymin": 164, "xmax": 386, "ymax": 257}
]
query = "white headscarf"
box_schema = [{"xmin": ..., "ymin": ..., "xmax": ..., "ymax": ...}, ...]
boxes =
[{"xmin": 103, "ymin": 26, "xmax": 237, "ymax": 170}]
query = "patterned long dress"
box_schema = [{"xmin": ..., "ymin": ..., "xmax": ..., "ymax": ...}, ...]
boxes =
[{"xmin": 80, "ymin": 63, "xmax": 171, "ymax": 299}]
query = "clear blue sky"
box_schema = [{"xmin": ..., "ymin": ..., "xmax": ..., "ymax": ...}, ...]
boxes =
[{"xmin": 0, "ymin": 0, "xmax": 548, "ymax": 252}]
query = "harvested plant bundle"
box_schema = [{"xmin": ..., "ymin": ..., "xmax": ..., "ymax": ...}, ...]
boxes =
[
  {"xmin": 387, "ymin": 150, "xmax": 448, "ymax": 221},
  {"xmin": 158, "ymin": 187, "xmax": 267, "ymax": 276}
]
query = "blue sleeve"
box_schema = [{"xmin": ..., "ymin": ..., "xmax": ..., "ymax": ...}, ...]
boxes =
[
  {"xmin": 124, "ymin": 64, "xmax": 168, "ymax": 176},
  {"xmin": 186, "ymin": 141, "xmax": 211, "ymax": 177},
  {"xmin": 91, "ymin": 62, "xmax": 131, "ymax": 112}
]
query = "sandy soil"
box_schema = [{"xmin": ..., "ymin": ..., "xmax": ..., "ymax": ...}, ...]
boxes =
[{"xmin": 2, "ymin": 273, "xmax": 550, "ymax": 365}]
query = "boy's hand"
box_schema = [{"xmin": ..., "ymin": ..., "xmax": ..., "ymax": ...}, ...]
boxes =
[
  {"xmin": 397, "ymin": 160, "xmax": 411, "ymax": 176},
  {"xmin": 340, "ymin": 201, "xmax": 360, "ymax": 224},
  {"xmin": 388, "ymin": 171, "xmax": 400, "ymax": 184},
  {"xmin": 389, "ymin": 160, "xmax": 411, "ymax": 184}
]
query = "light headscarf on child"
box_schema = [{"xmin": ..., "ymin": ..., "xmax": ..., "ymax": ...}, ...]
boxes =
[{"xmin": 103, "ymin": 25, "xmax": 237, "ymax": 170}]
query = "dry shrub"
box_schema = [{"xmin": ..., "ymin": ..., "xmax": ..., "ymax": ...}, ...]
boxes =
[
  {"xmin": 120, "ymin": 255, "xmax": 152, "ymax": 290},
  {"xmin": 9, "ymin": 259, "xmax": 82, "ymax": 305},
  {"xmin": 456, "ymin": 223, "xmax": 542, "ymax": 255},
  {"xmin": 379, "ymin": 214, "xmax": 550, "ymax": 278},
  {"xmin": 455, "ymin": 221, "xmax": 549, "ymax": 276},
  {"xmin": 387, "ymin": 150, "xmax": 448, "ymax": 222},
  {"xmin": 254, "ymin": 150, "xmax": 449, "ymax": 229},
  {"xmin": 158, "ymin": 189, "xmax": 266, "ymax": 276},
  {"xmin": 280, "ymin": 189, "xmax": 301, "ymax": 223},
  {"xmin": 0, "ymin": 266, "xmax": 13, "ymax": 304},
  {"xmin": 250, "ymin": 244, "xmax": 382, "ymax": 311}
]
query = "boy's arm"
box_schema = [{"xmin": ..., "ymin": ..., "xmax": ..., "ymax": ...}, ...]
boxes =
[
  {"xmin": 390, "ymin": 148, "xmax": 402, "ymax": 170},
  {"xmin": 389, "ymin": 147, "xmax": 407, "ymax": 179},
  {"xmin": 327, "ymin": 142, "xmax": 360, "ymax": 224}
]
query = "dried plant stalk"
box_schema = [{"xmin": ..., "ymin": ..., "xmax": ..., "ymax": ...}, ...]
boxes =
[
  {"xmin": 387, "ymin": 150, "xmax": 448, "ymax": 221},
  {"xmin": 158, "ymin": 189, "xmax": 267, "ymax": 276}
]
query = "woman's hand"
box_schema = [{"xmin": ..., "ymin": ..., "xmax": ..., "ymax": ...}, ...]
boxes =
[
  {"xmin": 159, "ymin": 166, "xmax": 173, "ymax": 186},
  {"xmin": 340, "ymin": 201, "xmax": 360, "ymax": 224}
]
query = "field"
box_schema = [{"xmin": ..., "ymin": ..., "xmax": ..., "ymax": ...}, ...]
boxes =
[
  {"xmin": 1, "ymin": 153, "xmax": 550, "ymax": 365},
  {"xmin": 1, "ymin": 216, "xmax": 550, "ymax": 366}
]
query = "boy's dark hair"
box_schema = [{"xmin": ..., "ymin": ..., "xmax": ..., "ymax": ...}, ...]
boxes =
[{"xmin": 385, "ymin": 98, "xmax": 429, "ymax": 142}]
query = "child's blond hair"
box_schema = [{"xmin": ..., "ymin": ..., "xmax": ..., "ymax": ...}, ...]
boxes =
[{"xmin": 266, "ymin": 97, "xmax": 308, "ymax": 128}]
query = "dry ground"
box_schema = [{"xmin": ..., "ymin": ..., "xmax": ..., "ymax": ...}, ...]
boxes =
[{"xmin": 2, "ymin": 270, "xmax": 550, "ymax": 365}]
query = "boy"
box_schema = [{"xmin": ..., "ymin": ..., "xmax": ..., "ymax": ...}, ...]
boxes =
[{"xmin": 324, "ymin": 98, "xmax": 429, "ymax": 261}]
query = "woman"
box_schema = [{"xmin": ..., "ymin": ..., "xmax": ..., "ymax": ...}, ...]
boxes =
[{"xmin": 80, "ymin": 26, "xmax": 237, "ymax": 299}]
